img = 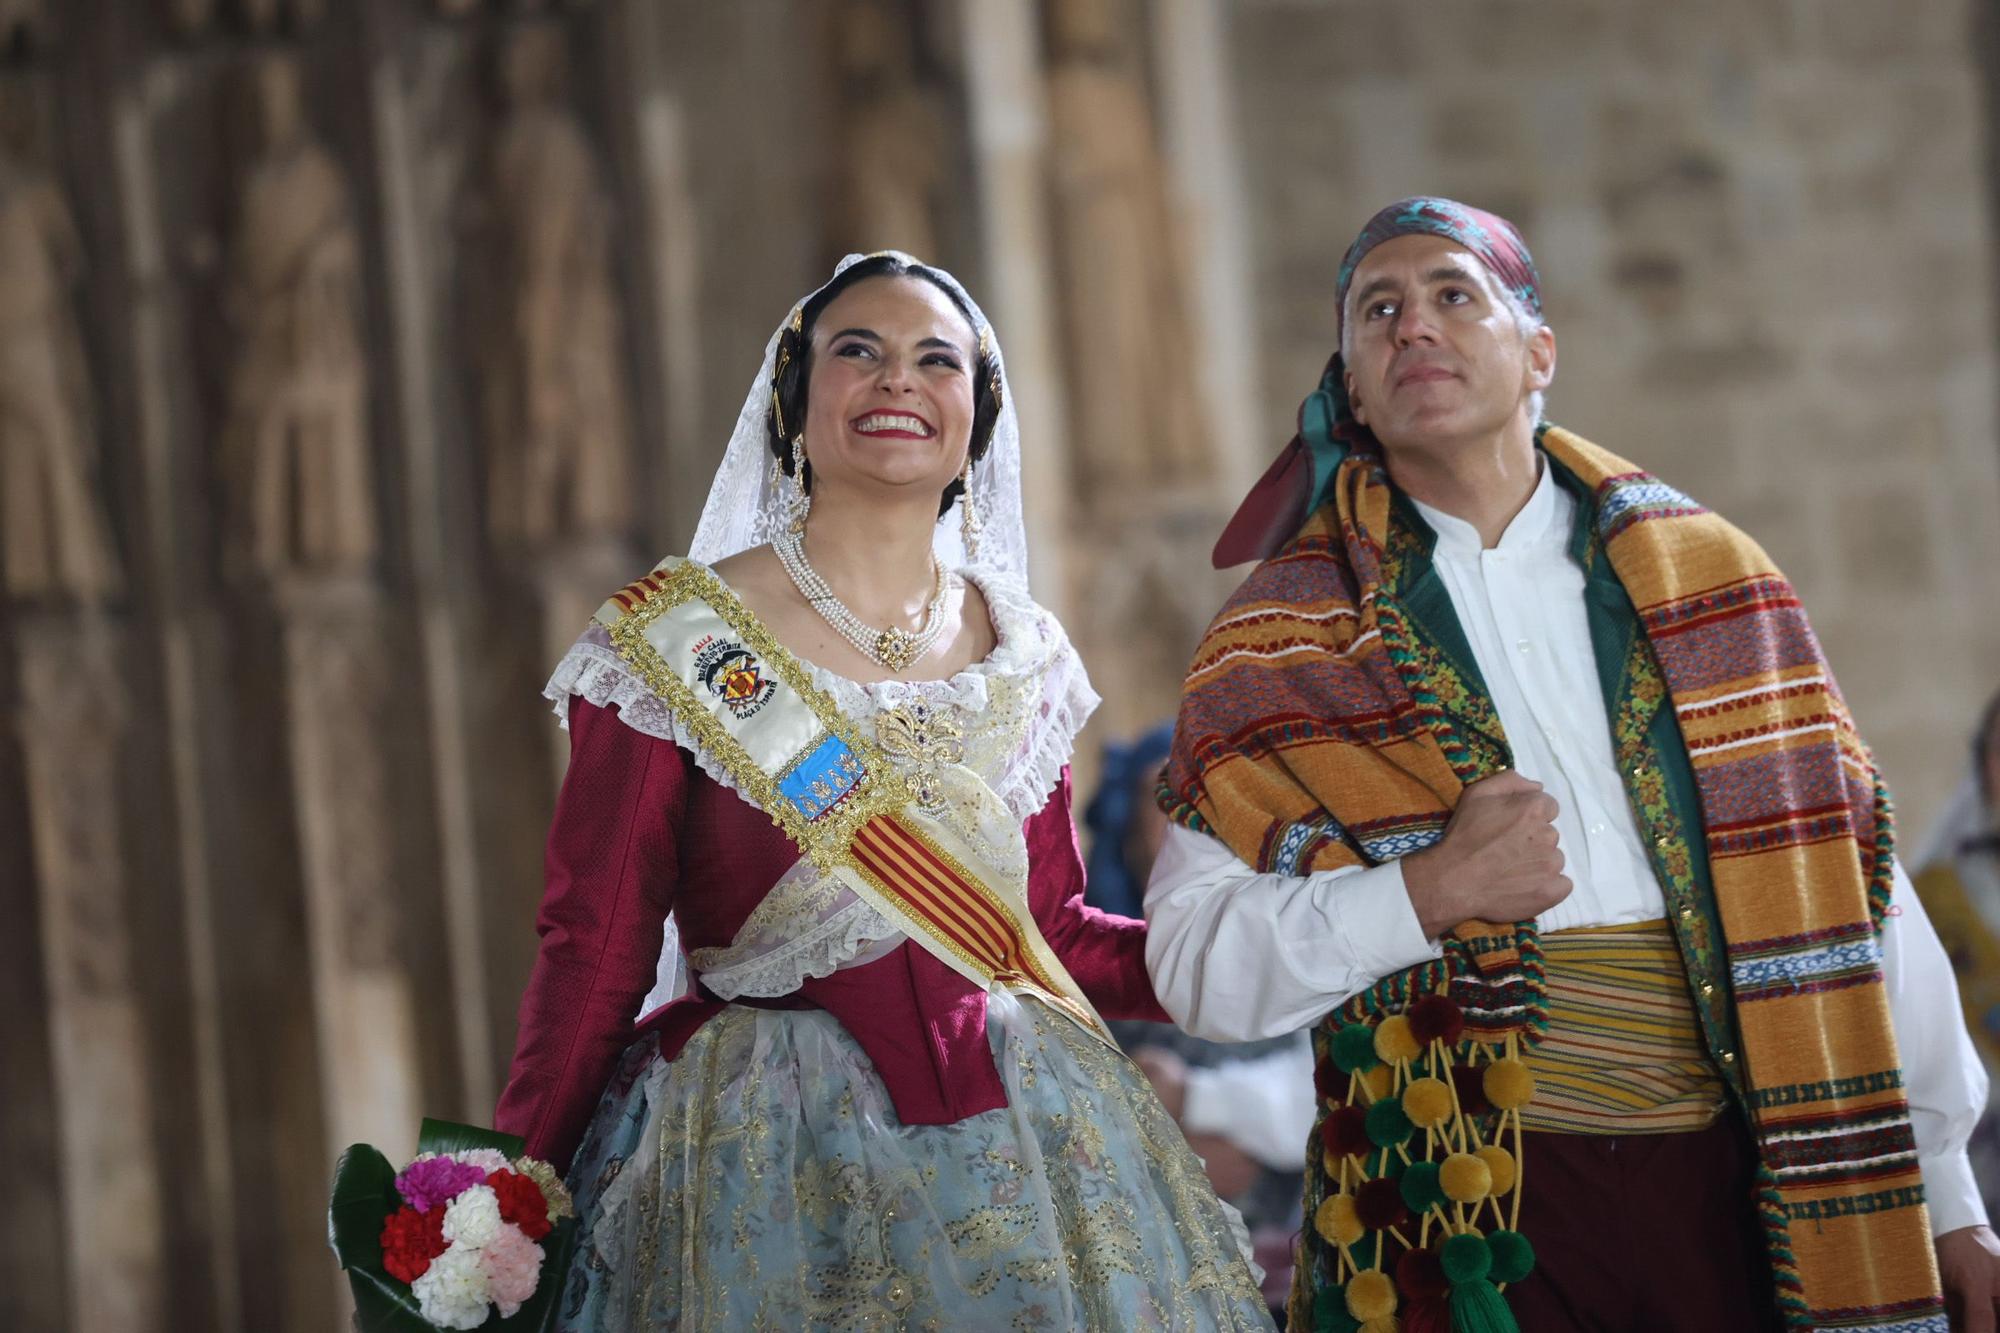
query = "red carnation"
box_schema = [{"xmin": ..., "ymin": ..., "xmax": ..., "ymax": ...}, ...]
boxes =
[
  {"xmin": 488, "ymin": 1168, "xmax": 555, "ymax": 1241},
  {"xmin": 380, "ymin": 1204, "xmax": 447, "ymax": 1284}
]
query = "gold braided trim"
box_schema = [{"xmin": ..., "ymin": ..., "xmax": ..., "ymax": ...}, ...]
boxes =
[{"xmin": 600, "ymin": 559, "xmax": 910, "ymax": 869}]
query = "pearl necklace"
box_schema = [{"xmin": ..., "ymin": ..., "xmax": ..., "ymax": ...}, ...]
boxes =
[{"xmin": 773, "ymin": 530, "xmax": 951, "ymax": 672}]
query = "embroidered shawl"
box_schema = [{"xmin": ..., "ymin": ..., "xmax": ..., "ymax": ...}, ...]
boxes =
[{"xmin": 1164, "ymin": 426, "xmax": 1942, "ymax": 1330}]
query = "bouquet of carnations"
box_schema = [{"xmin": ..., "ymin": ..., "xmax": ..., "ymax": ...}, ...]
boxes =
[{"xmin": 329, "ymin": 1119, "xmax": 577, "ymax": 1331}]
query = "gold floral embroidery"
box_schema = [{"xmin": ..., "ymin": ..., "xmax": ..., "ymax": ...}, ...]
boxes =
[{"xmin": 875, "ymin": 698, "xmax": 967, "ymax": 814}]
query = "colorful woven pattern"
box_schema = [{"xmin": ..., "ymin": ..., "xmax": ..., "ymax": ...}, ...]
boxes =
[
  {"xmin": 1520, "ymin": 920, "xmax": 1727, "ymax": 1135},
  {"xmin": 1166, "ymin": 426, "xmax": 1943, "ymax": 1330}
]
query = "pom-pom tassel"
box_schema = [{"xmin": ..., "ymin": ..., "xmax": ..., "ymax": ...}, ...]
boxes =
[{"xmin": 1447, "ymin": 1279, "xmax": 1520, "ymax": 1333}]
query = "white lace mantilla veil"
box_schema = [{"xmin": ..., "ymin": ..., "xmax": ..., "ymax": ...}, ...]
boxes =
[{"xmin": 627, "ymin": 252, "xmax": 1033, "ymax": 1015}]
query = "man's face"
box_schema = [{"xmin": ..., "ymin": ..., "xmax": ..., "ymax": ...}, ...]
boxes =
[{"xmin": 1341, "ymin": 233, "xmax": 1554, "ymax": 457}]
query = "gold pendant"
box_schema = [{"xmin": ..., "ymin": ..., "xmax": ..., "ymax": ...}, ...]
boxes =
[{"xmin": 875, "ymin": 627, "xmax": 918, "ymax": 670}]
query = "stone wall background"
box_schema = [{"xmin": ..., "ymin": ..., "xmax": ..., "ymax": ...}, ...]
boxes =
[
  {"xmin": 0, "ymin": 2, "xmax": 1994, "ymax": 1329},
  {"xmin": 1236, "ymin": 0, "xmax": 2000, "ymax": 825}
]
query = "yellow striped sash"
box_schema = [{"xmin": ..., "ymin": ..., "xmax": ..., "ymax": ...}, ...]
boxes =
[{"xmin": 1520, "ymin": 919, "xmax": 1727, "ymax": 1135}]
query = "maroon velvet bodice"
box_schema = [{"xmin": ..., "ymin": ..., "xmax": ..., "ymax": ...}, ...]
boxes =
[{"xmin": 495, "ymin": 696, "xmax": 1166, "ymax": 1172}]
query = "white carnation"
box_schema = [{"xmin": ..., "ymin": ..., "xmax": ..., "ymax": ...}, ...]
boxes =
[
  {"xmin": 441, "ymin": 1184, "xmax": 503, "ymax": 1248},
  {"xmin": 411, "ymin": 1244, "xmax": 492, "ymax": 1330},
  {"xmin": 455, "ymin": 1148, "xmax": 512, "ymax": 1174}
]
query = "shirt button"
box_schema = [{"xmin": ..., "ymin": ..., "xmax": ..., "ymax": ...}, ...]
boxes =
[
  {"xmin": 1678, "ymin": 905, "xmax": 1695, "ymax": 920},
  {"xmin": 1700, "ymin": 982, "xmax": 1715, "ymax": 998},
  {"xmin": 1719, "ymin": 1050, "xmax": 1737, "ymax": 1065},
  {"xmin": 1589, "ymin": 822, "xmax": 1607, "ymax": 835},
  {"xmin": 1516, "ymin": 638, "xmax": 1533, "ymax": 654}
]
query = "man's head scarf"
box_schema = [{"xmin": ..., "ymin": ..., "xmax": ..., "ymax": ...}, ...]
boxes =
[{"xmin": 1213, "ymin": 196, "xmax": 1544, "ymax": 567}]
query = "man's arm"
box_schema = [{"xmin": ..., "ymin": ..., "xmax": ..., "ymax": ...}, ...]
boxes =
[
  {"xmin": 1142, "ymin": 822, "xmax": 1439, "ymax": 1042},
  {"xmin": 1882, "ymin": 857, "xmax": 1991, "ymax": 1235},
  {"xmin": 1144, "ymin": 771, "xmax": 1572, "ymax": 1041},
  {"xmin": 1882, "ymin": 856, "xmax": 2000, "ymax": 1327}
]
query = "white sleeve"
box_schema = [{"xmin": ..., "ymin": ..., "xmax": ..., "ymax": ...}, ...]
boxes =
[
  {"xmin": 1882, "ymin": 857, "xmax": 1992, "ymax": 1235},
  {"xmin": 1179, "ymin": 1033, "xmax": 1319, "ymax": 1171},
  {"xmin": 1142, "ymin": 823, "xmax": 1442, "ymax": 1042}
]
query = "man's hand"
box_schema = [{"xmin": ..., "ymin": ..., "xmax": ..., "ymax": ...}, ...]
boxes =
[
  {"xmin": 1400, "ymin": 770, "xmax": 1572, "ymax": 938},
  {"xmin": 1939, "ymin": 1224, "xmax": 2000, "ymax": 1331}
]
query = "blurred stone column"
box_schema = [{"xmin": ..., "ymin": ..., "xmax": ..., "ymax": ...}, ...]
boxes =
[
  {"xmin": 279, "ymin": 578, "xmax": 423, "ymax": 1166},
  {"xmin": 15, "ymin": 614, "xmax": 167, "ymax": 1333},
  {"xmin": 956, "ymin": 0, "xmax": 1075, "ymax": 613}
]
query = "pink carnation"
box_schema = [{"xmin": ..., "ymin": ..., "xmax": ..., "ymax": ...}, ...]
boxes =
[
  {"xmin": 395, "ymin": 1155, "xmax": 488, "ymax": 1213},
  {"xmin": 478, "ymin": 1222, "xmax": 545, "ymax": 1318}
]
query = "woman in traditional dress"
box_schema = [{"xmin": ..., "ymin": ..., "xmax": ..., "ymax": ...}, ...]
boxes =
[{"xmin": 496, "ymin": 252, "xmax": 1273, "ymax": 1331}]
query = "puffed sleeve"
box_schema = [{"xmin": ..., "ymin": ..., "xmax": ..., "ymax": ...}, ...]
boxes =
[
  {"xmin": 495, "ymin": 696, "xmax": 687, "ymax": 1172},
  {"xmin": 1024, "ymin": 766, "xmax": 1171, "ymax": 1023}
]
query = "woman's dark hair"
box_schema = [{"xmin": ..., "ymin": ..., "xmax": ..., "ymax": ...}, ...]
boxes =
[{"xmin": 766, "ymin": 254, "xmax": 1002, "ymax": 518}]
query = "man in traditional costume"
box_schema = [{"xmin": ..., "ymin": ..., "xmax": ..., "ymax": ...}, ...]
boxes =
[{"xmin": 1146, "ymin": 197, "xmax": 2000, "ymax": 1331}]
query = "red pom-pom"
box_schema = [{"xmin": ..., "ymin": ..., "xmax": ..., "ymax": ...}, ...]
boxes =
[
  {"xmin": 1395, "ymin": 1245, "xmax": 1449, "ymax": 1299},
  {"xmin": 1318, "ymin": 1105, "xmax": 1372, "ymax": 1160},
  {"xmin": 1314, "ymin": 1058, "xmax": 1341, "ymax": 1101},
  {"xmin": 1406, "ymin": 995, "xmax": 1465, "ymax": 1047},
  {"xmin": 488, "ymin": 1168, "xmax": 555, "ymax": 1241},
  {"xmin": 1354, "ymin": 1176, "xmax": 1409, "ymax": 1231},
  {"xmin": 380, "ymin": 1204, "xmax": 447, "ymax": 1285},
  {"xmin": 1451, "ymin": 1064, "xmax": 1492, "ymax": 1115}
]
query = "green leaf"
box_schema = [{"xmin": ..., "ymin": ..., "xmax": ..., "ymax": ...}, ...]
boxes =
[
  {"xmin": 327, "ymin": 1144, "xmax": 432, "ymax": 1331},
  {"xmin": 328, "ymin": 1144, "xmax": 397, "ymax": 1272},
  {"xmin": 417, "ymin": 1118, "xmax": 527, "ymax": 1161}
]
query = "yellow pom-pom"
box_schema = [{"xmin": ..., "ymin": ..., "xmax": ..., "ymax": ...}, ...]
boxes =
[
  {"xmin": 1360, "ymin": 1317, "xmax": 1401, "ymax": 1333},
  {"xmin": 1475, "ymin": 1144, "xmax": 1517, "ymax": 1197},
  {"xmin": 1345, "ymin": 1268, "xmax": 1398, "ymax": 1321},
  {"xmin": 1402, "ymin": 1076, "xmax": 1454, "ymax": 1128},
  {"xmin": 1323, "ymin": 1148, "xmax": 1343, "ymax": 1177},
  {"xmin": 1440, "ymin": 1151, "xmax": 1493, "ymax": 1203},
  {"xmin": 1374, "ymin": 1015, "xmax": 1421, "ymax": 1065},
  {"xmin": 1483, "ymin": 1057, "xmax": 1536, "ymax": 1111},
  {"xmin": 1314, "ymin": 1194, "xmax": 1365, "ymax": 1247},
  {"xmin": 1360, "ymin": 1064, "xmax": 1395, "ymax": 1102}
]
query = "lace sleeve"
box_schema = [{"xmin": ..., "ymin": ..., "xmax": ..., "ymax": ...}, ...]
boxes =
[
  {"xmin": 975, "ymin": 574, "xmax": 1101, "ymax": 822},
  {"xmin": 544, "ymin": 623, "xmax": 757, "ymax": 809}
]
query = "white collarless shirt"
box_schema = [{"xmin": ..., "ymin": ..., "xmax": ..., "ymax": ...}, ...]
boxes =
[{"xmin": 1143, "ymin": 463, "xmax": 1990, "ymax": 1234}]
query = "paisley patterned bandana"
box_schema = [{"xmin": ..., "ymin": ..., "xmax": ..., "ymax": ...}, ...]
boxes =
[
  {"xmin": 1334, "ymin": 195, "xmax": 1543, "ymax": 331},
  {"xmin": 1212, "ymin": 196, "xmax": 1545, "ymax": 569}
]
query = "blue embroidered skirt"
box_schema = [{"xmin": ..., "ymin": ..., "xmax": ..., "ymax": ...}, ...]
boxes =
[{"xmin": 555, "ymin": 991, "xmax": 1275, "ymax": 1331}]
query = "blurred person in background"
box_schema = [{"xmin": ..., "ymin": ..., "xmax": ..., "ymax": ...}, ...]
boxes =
[
  {"xmin": 1085, "ymin": 725, "xmax": 1315, "ymax": 1319},
  {"xmin": 1148, "ymin": 197, "xmax": 1999, "ymax": 1331},
  {"xmin": 1913, "ymin": 690, "xmax": 2000, "ymax": 1220},
  {"xmin": 495, "ymin": 251, "xmax": 1272, "ymax": 1330}
]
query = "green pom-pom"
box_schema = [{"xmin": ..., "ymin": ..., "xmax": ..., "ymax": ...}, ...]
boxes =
[
  {"xmin": 1448, "ymin": 1275, "xmax": 1520, "ymax": 1333},
  {"xmin": 1313, "ymin": 1293, "xmax": 1362, "ymax": 1333},
  {"xmin": 1488, "ymin": 1229, "xmax": 1535, "ymax": 1283},
  {"xmin": 1440, "ymin": 1232, "xmax": 1493, "ymax": 1285},
  {"xmin": 1332, "ymin": 1023, "xmax": 1381, "ymax": 1074},
  {"xmin": 1400, "ymin": 1159, "xmax": 1445, "ymax": 1212},
  {"xmin": 1364, "ymin": 1096, "xmax": 1413, "ymax": 1147}
]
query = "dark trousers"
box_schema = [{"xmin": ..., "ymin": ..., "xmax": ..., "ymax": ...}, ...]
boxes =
[{"xmin": 1505, "ymin": 1111, "xmax": 1785, "ymax": 1332}]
